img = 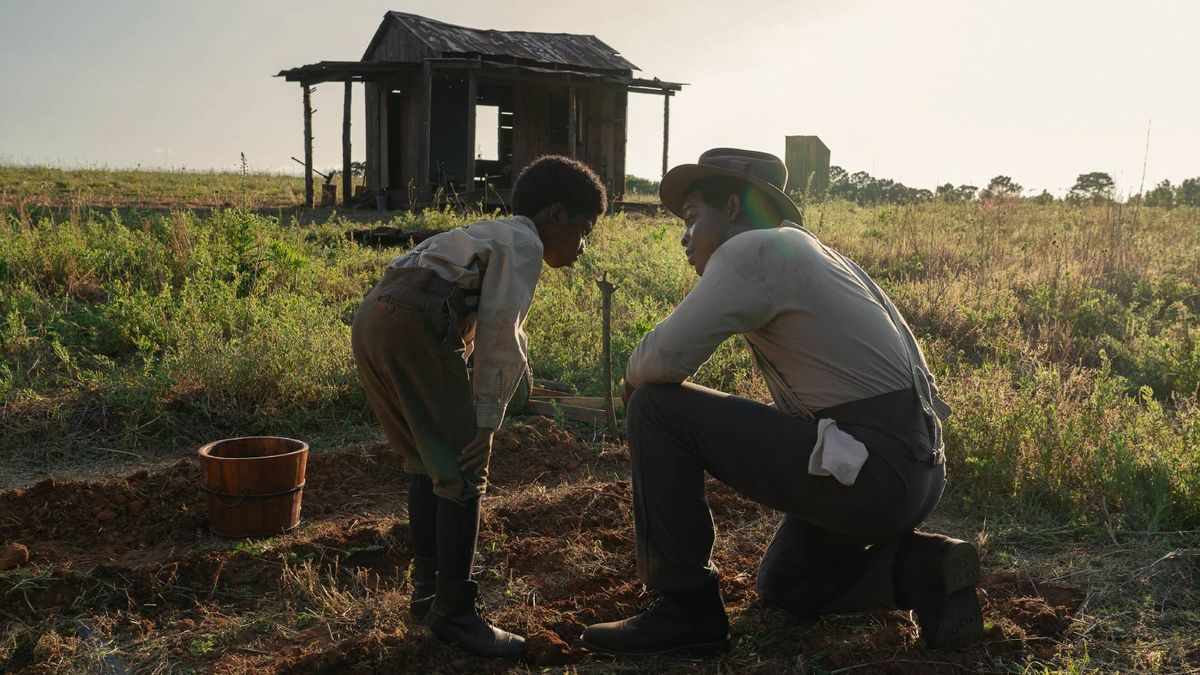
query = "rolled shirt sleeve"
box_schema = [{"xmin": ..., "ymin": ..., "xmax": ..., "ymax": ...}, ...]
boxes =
[
  {"xmin": 626, "ymin": 240, "xmax": 776, "ymax": 386},
  {"xmin": 471, "ymin": 234, "xmax": 543, "ymax": 429}
]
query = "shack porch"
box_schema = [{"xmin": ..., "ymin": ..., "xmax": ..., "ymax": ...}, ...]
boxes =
[{"xmin": 277, "ymin": 12, "xmax": 683, "ymax": 210}]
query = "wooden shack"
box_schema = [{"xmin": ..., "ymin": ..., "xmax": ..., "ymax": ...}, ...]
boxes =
[
  {"xmin": 784, "ymin": 135, "xmax": 831, "ymax": 197},
  {"xmin": 278, "ymin": 12, "xmax": 683, "ymax": 209}
]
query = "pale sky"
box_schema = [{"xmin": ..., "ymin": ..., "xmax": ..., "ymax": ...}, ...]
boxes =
[{"xmin": 1, "ymin": 0, "xmax": 1197, "ymax": 195}]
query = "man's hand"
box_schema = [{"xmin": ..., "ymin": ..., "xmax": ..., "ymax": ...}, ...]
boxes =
[
  {"xmin": 458, "ymin": 427, "xmax": 494, "ymax": 474},
  {"xmin": 621, "ymin": 379, "xmax": 637, "ymax": 406}
]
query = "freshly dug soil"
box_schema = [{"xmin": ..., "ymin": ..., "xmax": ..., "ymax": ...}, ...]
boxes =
[{"xmin": 1, "ymin": 416, "xmax": 1084, "ymax": 673}]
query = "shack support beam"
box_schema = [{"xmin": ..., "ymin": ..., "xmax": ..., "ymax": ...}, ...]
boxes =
[
  {"xmin": 419, "ymin": 62, "xmax": 432, "ymax": 201},
  {"xmin": 661, "ymin": 94, "xmax": 670, "ymax": 178},
  {"xmin": 568, "ymin": 86, "xmax": 577, "ymax": 159},
  {"xmin": 465, "ymin": 70, "xmax": 477, "ymax": 198},
  {"xmin": 342, "ymin": 81, "xmax": 352, "ymax": 207},
  {"xmin": 303, "ymin": 83, "xmax": 314, "ymax": 208}
]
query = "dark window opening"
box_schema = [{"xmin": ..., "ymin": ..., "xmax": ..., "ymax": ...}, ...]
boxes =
[
  {"xmin": 549, "ymin": 93, "xmax": 569, "ymax": 146},
  {"xmin": 430, "ymin": 74, "xmax": 470, "ymax": 191},
  {"xmin": 386, "ymin": 89, "xmax": 404, "ymax": 191}
]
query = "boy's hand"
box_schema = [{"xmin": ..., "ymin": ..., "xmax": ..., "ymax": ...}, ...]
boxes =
[
  {"xmin": 621, "ymin": 379, "xmax": 637, "ymax": 406},
  {"xmin": 458, "ymin": 427, "xmax": 494, "ymax": 474}
]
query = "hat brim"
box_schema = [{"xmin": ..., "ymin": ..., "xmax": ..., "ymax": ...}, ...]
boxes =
[{"xmin": 659, "ymin": 164, "xmax": 803, "ymax": 227}]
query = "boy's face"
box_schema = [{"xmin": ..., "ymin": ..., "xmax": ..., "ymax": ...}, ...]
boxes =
[{"xmin": 542, "ymin": 206, "xmax": 596, "ymax": 269}]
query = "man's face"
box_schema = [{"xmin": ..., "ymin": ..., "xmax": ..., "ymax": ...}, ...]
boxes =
[
  {"xmin": 542, "ymin": 208, "xmax": 595, "ymax": 269},
  {"xmin": 680, "ymin": 190, "xmax": 737, "ymax": 276}
]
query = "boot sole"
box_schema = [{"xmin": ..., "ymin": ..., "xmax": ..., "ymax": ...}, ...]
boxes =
[
  {"xmin": 582, "ymin": 635, "xmax": 731, "ymax": 658},
  {"xmin": 937, "ymin": 540, "xmax": 980, "ymax": 595},
  {"xmin": 921, "ymin": 586, "xmax": 983, "ymax": 650}
]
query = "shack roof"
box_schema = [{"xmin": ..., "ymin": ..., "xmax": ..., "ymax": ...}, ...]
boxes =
[{"xmin": 365, "ymin": 11, "xmax": 639, "ymax": 73}]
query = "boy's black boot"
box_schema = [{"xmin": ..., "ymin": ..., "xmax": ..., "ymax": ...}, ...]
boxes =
[
  {"xmin": 409, "ymin": 556, "xmax": 437, "ymax": 622},
  {"xmin": 427, "ymin": 579, "xmax": 525, "ymax": 658},
  {"xmin": 580, "ymin": 581, "xmax": 731, "ymax": 657},
  {"xmin": 893, "ymin": 531, "xmax": 983, "ymax": 650}
]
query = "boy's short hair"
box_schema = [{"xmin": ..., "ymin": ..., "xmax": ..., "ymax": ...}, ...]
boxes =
[
  {"xmin": 689, "ymin": 175, "xmax": 785, "ymax": 227},
  {"xmin": 511, "ymin": 155, "xmax": 608, "ymax": 218}
]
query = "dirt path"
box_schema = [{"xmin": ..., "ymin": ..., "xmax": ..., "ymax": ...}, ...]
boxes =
[{"xmin": 1, "ymin": 417, "xmax": 1084, "ymax": 673}]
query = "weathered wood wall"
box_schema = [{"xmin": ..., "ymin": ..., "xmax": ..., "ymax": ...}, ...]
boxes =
[
  {"xmin": 367, "ymin": 21, "xmax": 432, "ymax": 62},
  {"xmin": 360, "ymin": 19, "xmax": 635, "ymax": 205},
  {"xmin": 784, "ymin": 135, "xmax": 831, "ymax": 196}
]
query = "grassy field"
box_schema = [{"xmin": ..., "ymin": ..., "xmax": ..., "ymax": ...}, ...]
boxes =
[
  {"xmin": 2, "ymin": 167, "xmax": 1198, "ymax": 672},
  {"xmin": 0, "ymin": 165, "xmax": 308, "ymax": 210}
]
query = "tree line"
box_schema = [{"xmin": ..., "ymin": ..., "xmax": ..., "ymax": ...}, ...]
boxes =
[
  {"xmin": 624, "ymin": 170, "xmax": 1200, "ymax": 207},
  {"xmin": 822, "ymin": 166, "xmax": 1200, "ymax": 207}
]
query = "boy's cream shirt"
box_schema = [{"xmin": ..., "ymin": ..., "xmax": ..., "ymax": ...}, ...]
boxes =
[{"xmin": 389, "ymin": 216, "xmax": 543, "ymax": 429}]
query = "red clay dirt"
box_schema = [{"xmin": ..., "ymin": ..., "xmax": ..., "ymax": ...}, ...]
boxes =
[{"xmin": 1, "ymin": 416, "xmax": 1083, "ymax": 673}]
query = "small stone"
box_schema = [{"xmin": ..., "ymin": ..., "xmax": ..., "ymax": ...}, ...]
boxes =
[
  {"xmin": 126, "ymin": 500, "xmax": 144, "ymax": 514},
  {"xmin": 96, "ymin": 510, "xmax": 117, "ymax": 523},
  {"xmin": 0, "ymin": 543, "xmax": 31, "ymax": 571},
  {"xmin": 112, "ymin": 494, "xmax": 128, "ymax": 505}
]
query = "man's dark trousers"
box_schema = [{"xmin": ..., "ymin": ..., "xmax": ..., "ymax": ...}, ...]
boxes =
[{"xmin": 627, "ymin": 382, "xmax": 945, "ymax": 616}]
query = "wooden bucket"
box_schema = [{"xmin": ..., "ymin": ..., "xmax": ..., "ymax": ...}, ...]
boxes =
[{"xmin": 197, "ymin": 436, "xmax": 308, "ymax": 538}]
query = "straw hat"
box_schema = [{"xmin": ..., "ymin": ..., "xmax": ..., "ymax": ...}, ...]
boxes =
[{"xmin": 659, "ymin": 148, "xmax": 803, "ymax": 226}]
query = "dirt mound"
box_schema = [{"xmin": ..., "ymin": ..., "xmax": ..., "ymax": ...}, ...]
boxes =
[
  {"xmin": 2, "ymin": 417, "xmax": 1090, "ymax": 673},
  {"xmin": 0, "ymin": 419, "xmax": 584, "ymax": 569},
  {"xmin": 979, "ymin": 572, "xmax": 1085, "ymax": 645}
]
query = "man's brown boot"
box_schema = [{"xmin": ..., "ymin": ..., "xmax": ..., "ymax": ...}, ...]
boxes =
[
  {"xmin": 894, "ymin": 531, "xmax": 983, "ymax": 650},
  {"xmin": 581, "ymin": 582, "xmax": 731, "ymax": 657}
]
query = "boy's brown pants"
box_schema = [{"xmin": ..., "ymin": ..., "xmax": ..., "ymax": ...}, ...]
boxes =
[{"xmin": 350, "ymin": 267, "xmax": 483, "ymax": 502}]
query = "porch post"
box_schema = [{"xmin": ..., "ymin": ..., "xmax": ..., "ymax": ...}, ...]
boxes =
[
  {"xmin": 303, "ymin": 83, "xmax": 314, "ymax": 208},
  {"xmin": 342, "ymin": 80, "xmax": 352, "ymax": 207}
]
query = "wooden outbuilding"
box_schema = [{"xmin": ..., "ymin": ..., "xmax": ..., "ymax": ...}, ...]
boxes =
[
  {"xmin": 784, "ymin": 135, "xmax": 831, "ymax": 197},
  {"xmin": 278, "ymin": 12, "xmax": 684, "ymax": 209}
]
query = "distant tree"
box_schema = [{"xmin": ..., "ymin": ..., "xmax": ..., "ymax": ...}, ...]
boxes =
[
  {"xmin": 625, "ymin": 174, "xmax": 661, "ymax": 194},
  {"xmin": 1068, "ymin": 172, "xmax": 1115, "ymax": 203},
  {"xmin": 957, "ymin": 185, "xmax": 978, "ymax": 201},
  {"xmin": 1033, "ymin": 190, "xmax": 1055, "ymax": 205},
  {"xmin": 1144, "ymin": 180, "xmax": 1175, "ymax": 209},
  {"xmin": 828, "ymin": 165, "xmax": 856, "ymax": 201},
  {"xmin": 825, "ymin": 167, "xmax": 958, "ymax": 205},
  {"xmin": 936, "ymin": 183, "xmax": 958, "ymax": 200},
  {"xmin": 1178, "ymin": 178, "xmax": 1200, "ymax": 207},
  {"xmin": 980, "ymin": 175, "xmax": 1023, "ymax": 200},
  {"xmin": 869, "ymin": 177, "xmax": 895, "ymax": 204}
]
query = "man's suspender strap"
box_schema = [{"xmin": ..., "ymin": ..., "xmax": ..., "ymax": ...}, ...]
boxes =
[{"xmin": 796, "ymin": 225, "xmax": 952, "ymax": 460}]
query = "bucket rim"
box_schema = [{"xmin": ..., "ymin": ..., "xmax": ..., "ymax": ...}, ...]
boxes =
[{"xmin": 198, "ymin": 436, "xmax": 309, "ymax": 461}]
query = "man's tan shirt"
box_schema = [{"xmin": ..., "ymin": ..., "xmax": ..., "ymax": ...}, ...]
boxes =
[{"xmin": 626, "ymin": 224, "xmax": 914, "ymax": 415}]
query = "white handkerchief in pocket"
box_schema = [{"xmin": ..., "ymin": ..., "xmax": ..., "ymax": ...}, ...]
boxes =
[{"xmin": 808, "ymin": 419, "xmax": 869, "ymax": 486}]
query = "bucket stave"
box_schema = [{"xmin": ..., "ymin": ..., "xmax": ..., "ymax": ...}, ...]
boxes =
[{"xmin": 198, "ymin": 436, "xmax": 308, "ymax": 538}]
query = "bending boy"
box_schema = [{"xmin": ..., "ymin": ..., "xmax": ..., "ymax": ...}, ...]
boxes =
[{"xmin": 352, "ymin": 156, "xmax": 605, "ymax": 658}]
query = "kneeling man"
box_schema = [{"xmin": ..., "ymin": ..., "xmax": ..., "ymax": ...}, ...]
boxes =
[{"xmin": 583, "ymin": 149, "xmax": 982, "ymax": 656}]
